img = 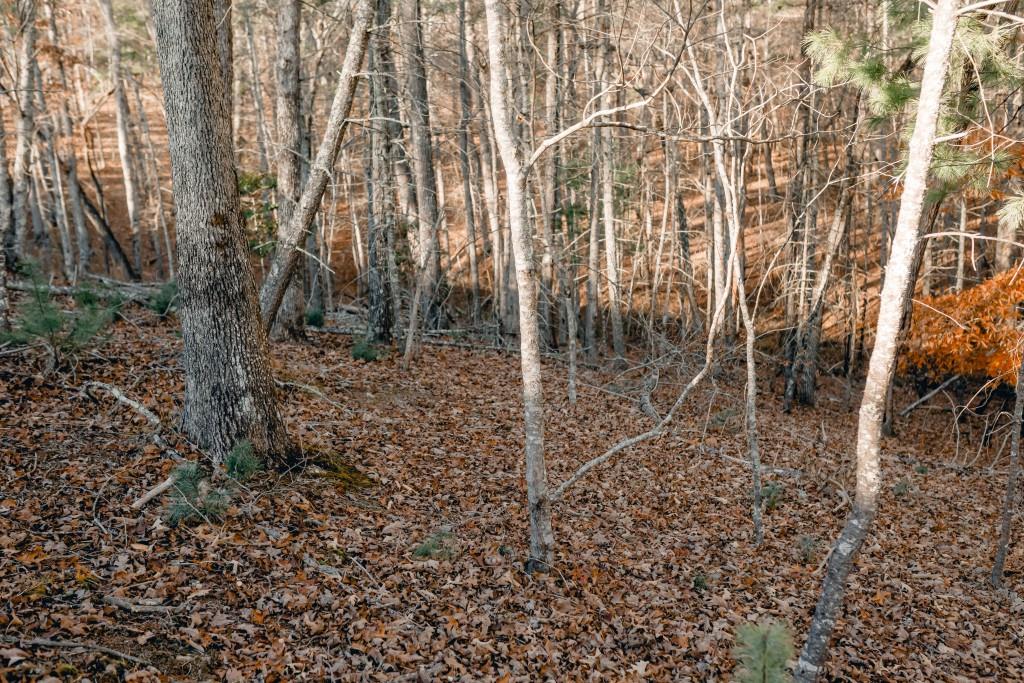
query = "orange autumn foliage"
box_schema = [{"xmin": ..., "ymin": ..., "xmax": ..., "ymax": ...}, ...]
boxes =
[{"xmin": 903, "ymin": 269, "xmax": 1024, "ymax": 384}]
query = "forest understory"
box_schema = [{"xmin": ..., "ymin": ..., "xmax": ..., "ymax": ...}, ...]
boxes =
[{"xmin": 2, "ymin": 303, "xmax": 1021, "ymax": 681}]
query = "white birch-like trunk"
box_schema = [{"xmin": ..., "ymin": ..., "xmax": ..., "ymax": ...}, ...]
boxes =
[
  {"xmin": 483, "ymin": 0, "xmax": 555, "ymax": 568},
  {"xmin": 794, "ymin": 2, "xmax": 959, "ymax": 678}
]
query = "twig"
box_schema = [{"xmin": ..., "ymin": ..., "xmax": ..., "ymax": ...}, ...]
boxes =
[
  {"xmin": 899, "ymin": 375, "xmax": 961, "ymax": 417},
  {"xmin": 6, "ymin": 636, "xmax": 150, "ymax": 666},
  {"xmin": 103, "ymin": 594, "xmax": 182, "ymax": 615},
  {"xmin": 82, "ymin": 381, "xmax": 186, "ymax": 508}
]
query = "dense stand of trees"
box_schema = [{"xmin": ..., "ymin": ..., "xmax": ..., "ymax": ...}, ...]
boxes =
[{"xmin": 2, "ymin": 0, "xmax": 1023, "ymax": 677}]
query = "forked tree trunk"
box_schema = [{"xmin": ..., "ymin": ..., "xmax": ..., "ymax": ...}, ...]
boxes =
[
  {"xmin": 259, "ymin": 0, "xmax": 373, "ymax": 334},
  {"xmin": 271, "ymin": 0, "xmax": 306, "ymax": 341},
  {"xmin": 152, "ymin": 0, "xmax": 294, "ymax": 466},
  {"xmin": 794, "ymin": 2, "xmax": 959, "ymax": 678},
  {"xmin": 483, "ymin": 0, "xmax": 555, "ymax": 569}
]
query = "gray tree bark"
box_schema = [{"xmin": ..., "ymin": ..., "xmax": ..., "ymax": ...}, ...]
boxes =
[
  {"xmin": 11, "ymin": 0, "xmax": 37, "ymax": 262},
  {"xmin": 271, "ymin": 0, "xmax": 306, "ymax": 341},
  {"xmin": 98, "ymin": 0, "xmax": 144, "ymax": 277},
  {"xmin": 484, "ymin": 0, "xmax": 556, "ymax": 568},
  {"xmin": 794, "ymin": 1, "xmax": 959, "ymax": 678},
  {"xmin": 259, "ymin": 0, "xmax": 373, "ymax": 334},
  {"xmin": 153, "ymin": 0, "xmax": 294, "ymax": 466}
]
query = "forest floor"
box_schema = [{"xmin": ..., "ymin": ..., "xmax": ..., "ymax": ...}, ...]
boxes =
[{"xmin": 1, "ymin": 300, "xmax": 1023, "ymax": 682}]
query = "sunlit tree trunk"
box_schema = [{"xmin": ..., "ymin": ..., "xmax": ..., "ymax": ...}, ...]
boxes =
[
  {"xmin": 483, "ymin": 0, "xmax": 555, "ymax": 568},
  {"xmin": 98, "ymin": 0, "xmax": 144, "ymax": 278},
  {"xmin": 795, "ymin": 2, "xmax": 959, "ymax": 677},
  {"xmin": 11, "ymin": 0, "xmax": 37, "ymax": 262}
]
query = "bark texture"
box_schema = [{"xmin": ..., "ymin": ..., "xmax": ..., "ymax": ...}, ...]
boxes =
[
  {"xmin": 483, "ymin": 0, "xmax": 555, "ymax": 569},
  {"xmin": 794, "ymin": 2, "xmax": 959, "ymax": 678},
  {"xmin": 153, "ymin": 0, "xmax": 294, "ymax": 465},
  {"xmin": 259, "ymin": 0, "xmax": 373, "ymax": 334}
]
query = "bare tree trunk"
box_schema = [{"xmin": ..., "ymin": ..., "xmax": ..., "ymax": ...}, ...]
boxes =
[
  {"xmin": 366, "ymin": 4, "xmax": 397, "ymax": 344},
  {"xmin": 457, "ymin": 0, "xmax": 481, "ymax": 323},
  {"xmin": 955, "ymin": 198, "xmax": 967, "ymax": 292},
  {"xmin": 271, "ymin": 0, "xmax": 306, "ymax": 341},
  {"xmin": 11, "ymin": 0, "xmax": 37, "ymax": 262},
  {"xmin": 0, "ymin": 91, "xmax": 12, "ymax": 330},
  {"xmin": 399, "ymin": 0, "xmax": 443, "ymax": 348},
  {"xmin": 152, "ymin": 0, "xmax": 294, "ymax": 465},
  {"xmin": 794, "ymin": 2, "xmax": 959, "ymax": 677},
  {"xmin": 991, "ymin": 349, "xmax": 1024, "ymax": 587},
  {"xmin": 45, "ymin": 0, "xmax": 90, "ymax": 282},
  {"xmin": 484, "ymin": 0, "xmax": 555, "ymax": 569},
  {"xmin": 98, "ymin": 0, "xmax": 144, "ymax": 278},
  {"xmin": 259, "ymin": 0, "xmax": 373, "ymax": 334}
]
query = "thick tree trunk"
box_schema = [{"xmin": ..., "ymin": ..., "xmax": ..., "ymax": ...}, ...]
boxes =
[
  {"xmin": 271, "ymin": 0, "xmax": 306, "ymax": 341},
  {"xmin": 794, "ymin": 2, "xmax": 959, "ymax": 678},
  {"xmin": 153, "ymin": 0, "xmax": 294, "ymax": 466},
  {"xmin": 365, "ymin": 4, "xmax": 397, "ymax": 344},
  {"xmin": 259, "ymin": 0, "xmax": 373, "ymax": 334},
  {"xmin": 484, "ymin": 0, "xmax": 555, "ymax": 569}
]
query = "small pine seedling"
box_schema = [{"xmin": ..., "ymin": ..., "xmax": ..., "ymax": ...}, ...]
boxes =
[
  {"xmin": 413, "ymin": 531, "xmax": 456, "ymax": 560},
  {"xmin": 351, "ymin": 340, "xmax": 380, "ymax": 362},
  {"xmin": 166, "ymin": 462, "xmax": 231, "ymax": 526},
  {"xmin": 692, "ymin": 571, "xmax": 708, "ymax": 593},
  {"xmin": 732, "ymin": 621, "xmax": 794, "ymax": 683},
  {"xmin": 147, "ymin": 281, "xmax": 179, "ymax": 318},
  {"xmin": 306, "ymin": 308, "xmax": 325, "ymax": 328},
  {"xmin": 226, "ymin": 440, "xmax": 263, "ymax": 482},
  {"xmin": 763, "ymin": 481, "xmax": 784, "ymax": 511},
  {"xmin": 893, "ymin": 479, "xmax": 911, "ymax": 498}
]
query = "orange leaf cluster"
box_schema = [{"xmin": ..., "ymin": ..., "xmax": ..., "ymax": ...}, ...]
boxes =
[{"xmin": 903, "ymin": 269, "xmax": 1024, "ymax": 383}]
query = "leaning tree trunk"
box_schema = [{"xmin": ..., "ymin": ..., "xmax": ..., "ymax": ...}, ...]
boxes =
[
  {"xmin": 259, "ymin": 0, "xmax": 373, "ymax": 334},
  {"xmin": 271, "ymin": 0, "xmax": 306, "ymax": 341},
  {"xmin": 98, "ymin": 0, "xmax": 144, "ymax": 278},
  {"xmin": 483, "ymin": 0, "xmax": 555, "ymax": 569},
  {"xmin": 152, "ymin": 0, "xmax": 294, "ymax": 466},
  {"xmin": 794, "ymin": 2, "xmax": 959, "ymax": 679}
]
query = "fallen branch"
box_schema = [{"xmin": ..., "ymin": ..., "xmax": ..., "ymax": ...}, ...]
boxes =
[
  {"xmin": 103, "ymin": 594, "xmax": 182, "ymax": 615},
  {"xmin": 6, "ymin": 636, "xmax": 150, "ymax": 666},
  {"xmin": 900, "ymin": 374, "xmax": 961, "ymax": 417},
  {"xmin": 82, "ymin": 381, "xmax": 185, "ymax": 509}
]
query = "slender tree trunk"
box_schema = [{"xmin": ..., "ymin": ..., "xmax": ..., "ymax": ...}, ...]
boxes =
[
  {"xmin": 0, "ymin": 91, "xmax": 11, "ymax": 330},
  {"xmin": 484, "ymin": 0, "xmax": 555, "ymax": 569},
  {"xmin": 259, "ymin": 0, "xmax": 373, "ymax": 334},
  {"xmin": 271, "ymin": 0, "xmax": 306, "ymax": 341},
  {"xmin": 992, "ymin": 349, "xmax": 1024, "ymax": 587},
  {"xmin": 955, "ymin": 198, "xmax": 967, "ymax": 292},
  {"xmin": 457, "ymin": 0, "xmax": 481, "ymax": 323},
  {"xmin": 794, "ymin": 2, "xmax": 959, "ymax": 677},
  {"xmin": 399, "ymin": 0, "xmax": 443, "ymax": 347},
  {"xmin": 152, "ymin": 0, "xmax": 294, "ymax": 465},
  {"xmin": 98, "ymin": 0, "xmax": 144, "ymax": 278},
  {"xmin": 11, "ymin": 0, "xmax": 37, "ymax": 262}
]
